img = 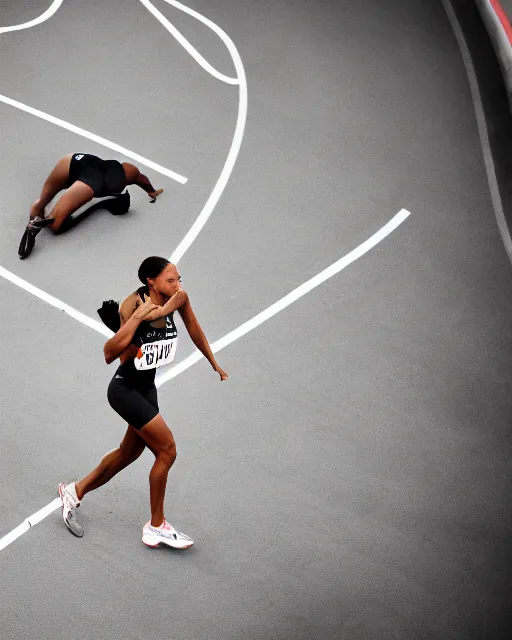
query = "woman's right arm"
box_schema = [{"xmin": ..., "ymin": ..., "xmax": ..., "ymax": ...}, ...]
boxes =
[{"xmin": 103, "ymin": 294, "xmax": 156, "ymax": 364}]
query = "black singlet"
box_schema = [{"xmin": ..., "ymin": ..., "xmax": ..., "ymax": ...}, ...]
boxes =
[
  {"xmin": 116, "ymin": 313, "xmax": 178, "ymax": 387},
  {"xmin": 107, "ymin": 313, "xmax": 178, "ymax": 430}
]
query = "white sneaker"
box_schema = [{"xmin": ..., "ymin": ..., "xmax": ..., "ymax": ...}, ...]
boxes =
[
  {"xmin": 142, "ymin": 520, "xmax": 193, "ymax": 549},
  {"xmin": 58, "ymin": 483, "xmax": 84, "ymax": 538}
]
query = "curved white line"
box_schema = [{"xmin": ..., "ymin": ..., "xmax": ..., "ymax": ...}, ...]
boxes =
[
  {"xmin": 0, "ymin": 0, "xmax": 64, "ymax": 34},
  {"xmin": 156, "ymin": 0, "xmax": 248, "ymax": 263},
  {"xmin": 0, "ymin": 93, "xmax": 187, "ymax": 183},
  {"xmin": 0, "ymin": 208, "xmax": 412, "ymax": 551},
  {"xmin": 0, "ymin": 0, "xmax": 187, "ymax": 184},
  {"xmin": 138, "ymin": 0, "xmax": 239, "ymax": 84}
]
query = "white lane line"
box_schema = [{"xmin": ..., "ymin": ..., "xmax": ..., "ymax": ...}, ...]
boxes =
[
  {"xmin": 0, "ymin": 208, "xmax": 411, "ymax": 552},
  {"xmin": 0, "ymin": 266, "xmax": 113, "ymax": 337},
  {"xmin": 159, "ymin": 0, "xmax": 248, "ymax": 264},
  {"xmin": 0, "ymin": 0, "xmax": 245, "ymax": 345},
  {"xmin": 441, "ymin": 0, "xmax": 512, "ymax": 265},
  {"xmin": 0, "ymin": 93, "xmax": 187, "ymax": 184},
  {"xmin": 0, "ymin": 499, "xmax": 60, "ymax": 552},
  {"xmin": 0, "ymin": 209, "xmax": 410, "ymax": 357},
  {"xmin": 156, "ymin": 209, "xmax": 411, "ymax": 385},
  {"xmin": 0, "ymin": 0, "xmax": 63, "ymax": 33},
  {"xmin": 1, "ymin": 0, "xmax": 244, "ymax": 318},
  {"xmin": 138, "ymin": 0, "xmax": 238, "ymax": 84},
  {"xmin": 0, "ymin": 1, "xmax": 187, "ymax": 183}
]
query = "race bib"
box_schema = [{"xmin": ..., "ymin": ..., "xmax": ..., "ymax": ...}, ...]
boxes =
[{"xmin": 134, "ymin": 338, "xmax": 177, "ymax": 370}]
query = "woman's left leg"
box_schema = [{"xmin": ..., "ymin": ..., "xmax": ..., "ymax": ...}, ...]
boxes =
[{"xmin": 75, "ymin": 425, "xmax": 146, "ymax": 500}]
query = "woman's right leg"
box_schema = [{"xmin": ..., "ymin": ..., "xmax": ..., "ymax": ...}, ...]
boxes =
[
  {"xmin": 29, "ymin": 154, "xmax": 73, "ymax": 219},
  {"xmin": 135, "ymin": 414, "xmax": 177, "ymax": 527},
  {"xmin": 46, "ymin": 180, "xmax": 95, "ymax": 233}
]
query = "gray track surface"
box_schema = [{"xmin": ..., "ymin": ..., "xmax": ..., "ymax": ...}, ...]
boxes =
[{"xmin": 1, "ymin": 1, "xmax": 511, "ymax": 639}]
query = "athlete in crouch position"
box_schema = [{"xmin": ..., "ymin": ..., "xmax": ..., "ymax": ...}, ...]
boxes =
[
  {"xmin": 58, "ymin": 256, "xmax": 228, "ymax": 549},
  {"xmin": 19, "ymin": 153, "xmax": 164, "ymax": 258}
]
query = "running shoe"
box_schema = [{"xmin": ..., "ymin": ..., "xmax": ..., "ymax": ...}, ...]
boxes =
[
  {"xmin": 18, "ymin": 217, "xmax": 54, "ymax": 259},
  {"xmin": 142, "ymin": 520, "xmax": 193, "ymax": 549},
  {"xmin": 58, "ymin": 483, "xmax": 84, "ymax": 538}
]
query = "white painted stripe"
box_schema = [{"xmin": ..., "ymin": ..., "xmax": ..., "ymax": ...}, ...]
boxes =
[
  {"xmin": 0, "ymin": 266, "xmax": 113, "ymax": 337},
  {"xmin": 156, "ymin": 209, "xmax": 412, "ymax": 386},
  {"xmin": 0, "ymin": 209, "xmax": 410, "ymax": 371},
  {"xmin": 0, "ymin": 93, "xmax": 187, "ymax": 184},
  {"xmin": 164, "ymin": 0, "xmax": 248, "ymax": 263},
  {"xmin": 0, "ymin": 499, "xmax": 60, "ymax": 551},
  {"xmin": 0, "ymin": 1, "xmax": 187, "ymax": 183},
  {"xmin": 138, "ymin": 0, "xmax": 239, "ymax": 84},
  {"xmin": 441, "ymin": 0, "xmax": 512, "ymax": 263},
  {"xmin": 0, "ymin": 0, "xmax": 63, "ymax": 34},
  {"xmin": 0, "ymin": 209, "xmax": 411, "ymax": 551},
  {"xmin": 0, "ymin": 0, "xmax": 245, "ymax": 344},
  {"xmin": 0, "ymin": 522, "xmax": 30, "ymax": 552}
]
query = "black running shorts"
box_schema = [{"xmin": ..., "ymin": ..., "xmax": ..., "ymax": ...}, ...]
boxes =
[
  {"xmin": 107, "ymin": 375, "xmax": 159, "ymax": 430},
  {"xmin": 68, "ymin": 153, "xmax": 127, "ymax": 198}
]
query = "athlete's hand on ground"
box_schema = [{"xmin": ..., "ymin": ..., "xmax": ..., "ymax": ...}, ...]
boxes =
[
  {"xmin": 133, "ymin": 294, "xmax": 158, "ymax": 320},
  {"xmin": 214, "ymin": 365, "xmax": 228, "ymax": 381},
  {"xmin": 148, "ymin": 189, "xmax": 164, "ymax": 203}
]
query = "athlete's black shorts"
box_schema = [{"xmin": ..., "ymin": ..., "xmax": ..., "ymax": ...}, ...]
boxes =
[
  {"xmin": 107, "ymin": 375, "xmax": 159, "ymax": 430},
  {"xmin": 67, "ymin": 153, "xmax": 127, "ymax": 198}
]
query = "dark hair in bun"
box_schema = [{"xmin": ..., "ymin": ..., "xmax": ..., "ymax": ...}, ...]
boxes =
[{"xmin": 138, "ymin": 256, "xmax": 170, "ymax": 285}]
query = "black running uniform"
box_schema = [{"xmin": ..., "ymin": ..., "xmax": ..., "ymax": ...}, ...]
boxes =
[
  {"xmin": 67, "ymin": 153, "xmax": 127, "ymax": 198},
  {"xmin": 107, "ymin": 314, "xmax": 178, "ymax": 430}
]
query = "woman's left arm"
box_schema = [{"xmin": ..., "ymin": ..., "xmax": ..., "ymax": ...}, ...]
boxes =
[{"xmin": 178, "ymin": 294, "xmax": 228, "ymax": 381}]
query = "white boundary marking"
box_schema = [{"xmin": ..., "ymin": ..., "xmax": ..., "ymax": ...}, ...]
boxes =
[
  {"xmin": 0, "ymin": 0, "xmax": 63, "ymax": 33},
  {"xmin": 0, "ymin": 499, "xmax": 60, "ymax": 552},
  {"xmin": 138, "ymin": 0, "xmax": 239, "ymax": 84},
  {"xmin": 156, "ymin": 208, "xmax": 411, "ymax": 385},
  {"xmin": 0, "ymin": 0, "xmax": 187, "ymax": 183},
  {"xmin": 0, "ymin": 266, "xmax": 113, "ymax": 337},
  {"xmin": 155, "ymin": 0, "xmax": 249, "ymax": 264},
  {"xmin": 0, "ymin": 0, "xmax": 412, "ymax": 554},
  {"xmin": 0, "ymin": 0, "xmax": 247, "ymax": 300},
  {"xmin": 0, "ymin": 0, "xmax": 247, "ymax": 344},
  {"xmin": 0, "ymin": 93, "xmax": 188, "ymax": 183},
  {"xmin": 0, "ymin": 209, "xmax": 411, "ymax": 551},
  {"xmin": 441, "ymin": 0, "xmax": 512, "ymax": 264}
]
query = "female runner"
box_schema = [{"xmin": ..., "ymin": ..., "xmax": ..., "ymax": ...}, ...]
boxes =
[{"xmin": 58, "ymin": 256, "xmax": 228, "ymax": 548}]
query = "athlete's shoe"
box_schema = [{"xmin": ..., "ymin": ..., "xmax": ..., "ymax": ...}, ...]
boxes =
[
  {"xmin": 58, "ymin": 483, "xmax": 84, "ymax": 538},
  {"xmin": 18, "ymin": 217, "xmax": 54, "ymax": 259},
  {"xmin": 142, "ymin": 520, "xmax": 193, "ymax": 549},
  {"xmin": 104, "ymin": 190, "xmax": 130, "ymax": 215}
]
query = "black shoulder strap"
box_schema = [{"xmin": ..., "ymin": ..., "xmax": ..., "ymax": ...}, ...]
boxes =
[{"xmin": 136, "ymin": 285, "xmax": 150, "ymax": 300}]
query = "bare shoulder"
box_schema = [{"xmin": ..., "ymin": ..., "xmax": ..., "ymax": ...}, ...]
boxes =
[{"xmin": 119, "ymin": 291, "xmax": 139, "ymax": 324}]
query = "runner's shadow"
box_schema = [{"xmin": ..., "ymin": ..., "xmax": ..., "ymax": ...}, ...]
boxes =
[{"xmin": 56, "ymin": 192, "xmax": 130, "ymax": 234}]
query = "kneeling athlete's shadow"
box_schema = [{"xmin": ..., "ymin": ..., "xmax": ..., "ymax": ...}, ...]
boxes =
[{"xmin": 56, "ymin": 191, "xmax": 131, "ymax": 234}]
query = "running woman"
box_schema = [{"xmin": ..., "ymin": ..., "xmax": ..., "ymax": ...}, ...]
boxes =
[
  {"xmin": 58, "ymin": 256, "xmax": 228, "ymax": 548},
  {"xmin": 19, "ymin": 153, "xmax": 164, "ymax": 258}
]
